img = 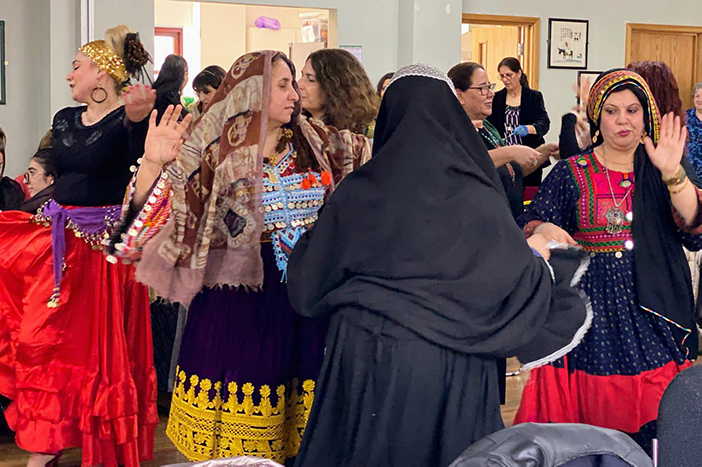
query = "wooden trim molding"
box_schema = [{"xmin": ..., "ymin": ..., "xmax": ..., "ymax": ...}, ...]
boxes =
[{"xmin": 462, "ymin": 13, "xmax": 541, "ymax": 89}]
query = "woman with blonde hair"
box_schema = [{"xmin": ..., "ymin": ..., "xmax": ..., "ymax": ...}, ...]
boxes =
[{"xmin": 0, "ymin": 25, "xmax": 156, "ymax": 466}]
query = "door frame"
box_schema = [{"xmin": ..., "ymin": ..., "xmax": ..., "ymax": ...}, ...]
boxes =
[{"xmin": 462, "ymin": 13, "xmax": 541, "ymax": 89}]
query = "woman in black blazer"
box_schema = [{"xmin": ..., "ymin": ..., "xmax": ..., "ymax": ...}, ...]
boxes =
[{"xmin": 487, "ymin": 57, "xmax": 551, "ymax": 187}]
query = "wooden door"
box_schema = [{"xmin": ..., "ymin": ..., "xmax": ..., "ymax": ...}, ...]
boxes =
[
  {"xmin": 627, "ymin": 24, "xmax": 702, "ymax": 110},
  {"xmin": 463, "ymin": 14, "xmax": 541, "ymax": 89},
  {"xmin": 472, "ymin": 25, "xmax": 520, "ymax": 91}
]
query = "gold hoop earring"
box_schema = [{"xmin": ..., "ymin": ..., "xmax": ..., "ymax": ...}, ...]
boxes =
[
  {"xmin": 640, "ymin": 134, "xmax": 647, "ymax": 144},
  {"xmin": 90, "ymin": 84, "xmax": 108, "ymax": 104}
]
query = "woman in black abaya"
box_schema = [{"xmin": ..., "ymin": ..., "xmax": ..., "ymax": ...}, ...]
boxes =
[{"xmin": 287, "ymin": 64, "xmax": 592, "ymax": 466}]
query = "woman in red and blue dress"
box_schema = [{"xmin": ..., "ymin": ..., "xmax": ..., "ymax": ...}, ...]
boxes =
[{"xmin": 515, "ymin": 69, "xmax": 702, "ymax": 451}]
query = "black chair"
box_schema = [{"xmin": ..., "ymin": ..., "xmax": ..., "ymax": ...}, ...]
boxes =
[
  {"xmin": 450, "ymin": 423, "xmax": 652, "ymax": 467},
  {"xmin": 657, "ymin": 364, "xmax": 702, "ymax": 466}
]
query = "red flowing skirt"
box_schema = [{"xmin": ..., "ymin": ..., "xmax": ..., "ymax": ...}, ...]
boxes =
[
  {"xmin": 0, "ymin": 210, "xmax": 157, "ymax": 466},
  {"xmin": 514, "ymin": 358, "xmax": 692, "ymax": 433}
]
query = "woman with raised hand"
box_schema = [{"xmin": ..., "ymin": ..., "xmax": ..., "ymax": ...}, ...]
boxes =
[
  {"xmin": 0, "ymin": 25, "xmax": 156, "ymax": 466},
  {"xmin": 515, "ymin": 69, "xmax": 702, "ymax": 453},
  {"xmin": 107, "ymin": 50, "xmax": 370, "ymax": 464}
]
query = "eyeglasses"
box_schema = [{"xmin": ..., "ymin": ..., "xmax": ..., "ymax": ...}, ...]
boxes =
[
  {"xmin": 23, "ymin": 168, "xmax": 45, "ymax": 183},
  {"xmin": 468, "ymin": 83, "xmax": 496, "ymax": 96},
  {"xmin": 499, "ymin": 72, "xmax": 516, "ymax": 81}
]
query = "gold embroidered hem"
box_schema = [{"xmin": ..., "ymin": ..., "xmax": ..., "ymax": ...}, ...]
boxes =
[{"xmin": 166, "ymin": 366, "xmax": 315, "ymax": 463}]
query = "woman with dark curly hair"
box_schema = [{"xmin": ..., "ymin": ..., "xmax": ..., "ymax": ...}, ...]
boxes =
[{"xmin": 299, "ymin": 49, "xmax": 379, "ymax": 135}]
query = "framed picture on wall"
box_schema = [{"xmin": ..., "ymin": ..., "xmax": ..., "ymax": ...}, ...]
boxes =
[
  {"xmin": 0, "ymin": 20, "xmax": 5, "ymax": 105},
  {"xmin": 576, "ymin": 71, "xmax": 602, "ymax": 105},
  {"xmin": 548, "ymin": 18, "xmax": 589, "ymax": 70}
]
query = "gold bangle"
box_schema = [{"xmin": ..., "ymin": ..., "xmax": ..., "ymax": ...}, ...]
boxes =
[
  {"xmin": 663, "ymin": 165, "xmax": 687, "ymax": 186},
  {"xmin": 669, "ymin": 177, "xmax": 690, "ymax": 195}
]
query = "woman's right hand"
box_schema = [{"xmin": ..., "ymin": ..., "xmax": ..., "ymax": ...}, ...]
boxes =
[
  {"xmin": 526, "ymin": 232, "xmax": 551, "ymax": 261},
  {"xmin": 143, "ymin": 105, "xmax": 192, "ymax": 167},
  {"xmin": 534, "ymin": 222, "xmax": 578, "ymax": 245},
  {"xmin": 510, "ymin": 145, "xmax": 541, "ymax": 170}
]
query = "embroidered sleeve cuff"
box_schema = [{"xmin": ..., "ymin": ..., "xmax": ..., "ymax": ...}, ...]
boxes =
[
  {"xmin": 107, "ymin": 169, "xmax": 172, "ymax": 263},
  {"xmin": 524, "ymin": 220, "xmax": 544, "ymax": 238},
  {"xmin": 673, "ymin": 185, "xmax": 702, "ymax": 233}
]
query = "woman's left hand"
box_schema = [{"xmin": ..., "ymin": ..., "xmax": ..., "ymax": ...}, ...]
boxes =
[
  {"xmin": 644, "ymin": 112, "xmax": 687, "ymax": 180},
  {"xmin": 123, "ymin": 83, "xmax": 157, "ymax": 123}
]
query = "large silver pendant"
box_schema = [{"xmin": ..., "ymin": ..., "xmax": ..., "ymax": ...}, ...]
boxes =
[{"xmin": 605, "ymin": 207, "xmax": 626, "ymax": 235}]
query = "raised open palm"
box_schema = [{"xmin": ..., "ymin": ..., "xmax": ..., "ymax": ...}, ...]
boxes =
[
  {"xmin": 144, "ymin": 105, "xmax": 192, "ymax": 166},
  {"xmin": 123, "ymin": 83, "xmax": 156, "ymax": 122},
  {"xmin": 644, "ymin": 112, "xmax": 687, "ymax": 180}
]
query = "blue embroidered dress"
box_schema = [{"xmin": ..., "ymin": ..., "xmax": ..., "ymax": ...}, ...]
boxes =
[
  {"xmin": 686, "ymin": 108, "xmax": 702, "ymax": 180},
  {"xmin": 514, "ymin": 152, "xmax": 702, "ymax": 451},
  {"xmin": 166, "ymin": 144, "xmax": 328, "ymax": 462}
]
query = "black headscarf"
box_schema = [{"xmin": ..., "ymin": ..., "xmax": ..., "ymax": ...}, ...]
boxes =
[
  {"xmin": 287, "ymin": 66, "xmax": 590, "ymax": 364},
  {"xmin": 588, "ymin": 69, "xmax": 699, "ymax": 358}
]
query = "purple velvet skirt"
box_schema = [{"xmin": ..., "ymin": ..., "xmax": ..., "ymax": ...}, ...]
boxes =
[{"xmin": 166, "ymin": 243, "xmax": 328, "ymax": 464}]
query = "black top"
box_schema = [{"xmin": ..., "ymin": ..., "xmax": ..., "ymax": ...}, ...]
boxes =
[
  {"xmin": 51, "ymin": 106, "xmax": 148, "ymax": 206},
  {"xmin": 0, "ymin": 176, "xmax": 24, "ymax": 211},
  {"xmin": 154, "ymin": 90, "xmax": 189, "ymax": 124},
  {"xmin": 559, "ymin": 113, "xmax": 585, "ymax": 160},
  {"xmin": 488, "ymin": 86, "xmax": 551, "ymax": 186},
  {"xmin": 19, "ymin": 184, "xmax": 54, "ymax": 213},
  {"xmin": 477, "ymin": 126, "xmax": 524, "ymax": 220},
  {"xmin": 287, "ymin": 74, "xmax": 589, "ymax": 365}
]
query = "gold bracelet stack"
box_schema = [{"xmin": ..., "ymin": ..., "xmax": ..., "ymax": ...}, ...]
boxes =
[
  {"xmin": 663, "ymin": 165, "xmax": 687, "ymax": 187},
  {"xmin": 669, "ymin": 177, "xmax": 690, "ymax": 195}
]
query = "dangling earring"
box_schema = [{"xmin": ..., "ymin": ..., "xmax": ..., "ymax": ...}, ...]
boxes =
[
  {"xmin": 593, "ymin": 130, "xmax": 600, "ymax": 144},
  {"xmin": 90, "ymin": 84, "xmax": 108, "ymax": 104},
  {"xmin": 640, "ymin": 133, "xmax": 647, "ymax": 144}
]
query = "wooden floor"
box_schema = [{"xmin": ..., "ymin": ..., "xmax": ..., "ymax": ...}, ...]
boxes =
[{"xmin": 0, "ymin": 359, "xmax": 529, "ymax": 467}]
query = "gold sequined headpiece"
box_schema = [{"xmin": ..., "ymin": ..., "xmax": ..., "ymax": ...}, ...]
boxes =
[{"xmin": 79, "ymin": 40, "xmax": 128, "ymax": 83}]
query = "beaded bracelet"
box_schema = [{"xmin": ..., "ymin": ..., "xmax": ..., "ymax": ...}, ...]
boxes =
[{"xmin": 106, "ymin": 169, "xmax": 172, "ymax": 264}]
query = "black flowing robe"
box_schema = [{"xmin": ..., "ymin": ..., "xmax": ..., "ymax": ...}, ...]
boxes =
[{"xmin": 288, "ymin": 72, "xmax": 591, "ymax": 466}]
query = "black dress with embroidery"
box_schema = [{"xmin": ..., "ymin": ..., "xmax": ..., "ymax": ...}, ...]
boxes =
[{"xmin": 52, "ymin": 106, "xmax": 148, "ymax": 207}]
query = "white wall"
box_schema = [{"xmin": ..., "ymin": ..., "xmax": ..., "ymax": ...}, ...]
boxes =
[
  {"xmin": 0, "ymin": 0, "xmax": 52, "ymax": 178},
  {"xmin": 155, "ymin": 0, "xmax": 201, "ymax": 97},
  {"xmin": 93, "ymin": 0, "xmax": 155, "ymax": 72},
  {"xmin": 404, "ymin": 0, "xmax": 461, "ymax": 72},
  {"xmin": 463, "ymin": 0, "xmax": 702, "ymax": 144},
  {"xmin": 196, "ymin": 0, "xmax": 400, "ymax": 85}
]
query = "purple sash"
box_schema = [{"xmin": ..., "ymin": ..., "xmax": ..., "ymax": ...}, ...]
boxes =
[{"xmin": 41, "ymin": 200, "xmax": 121, "ymax": 307}]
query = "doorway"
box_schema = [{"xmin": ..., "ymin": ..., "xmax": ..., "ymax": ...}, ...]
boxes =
[
  {"xmin": 461, "ymin": 14, "xmax": 540, "ymax": 90},
  {"xmin": 626, "ymin": 23, "xmax": 702, "ymax": 109},
  {"xmin": 154, "ymin": 0, "xmax": 337, "ymax": 100}
]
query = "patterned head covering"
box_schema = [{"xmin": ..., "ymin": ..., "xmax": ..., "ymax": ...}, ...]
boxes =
[
  {"xmin": 134, "ymin": 51, "xmax": 369, "ymax": 304},
  {"xmin": 79, "ymin": 40, "xmax": 128, "ymax": 83},
  {"xmin": 587, "ymin": 68, "xmax": 661, "ymax": 144}
]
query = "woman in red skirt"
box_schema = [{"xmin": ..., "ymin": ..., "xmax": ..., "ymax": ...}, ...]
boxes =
[{"xmin": 0, "ymin": 25, "xmax": 157, "ymax": 466}]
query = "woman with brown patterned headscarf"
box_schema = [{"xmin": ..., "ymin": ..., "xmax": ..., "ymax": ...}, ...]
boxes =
[{"xmin": 107, "ymin": 50, "xmax": 370, "ymax": 463}]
